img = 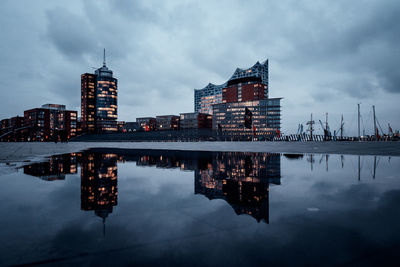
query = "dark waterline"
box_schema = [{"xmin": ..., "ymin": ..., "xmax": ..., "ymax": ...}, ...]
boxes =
[{"xmin": 1, "ymin": 149, "xmax": 400, "ymax": 266}]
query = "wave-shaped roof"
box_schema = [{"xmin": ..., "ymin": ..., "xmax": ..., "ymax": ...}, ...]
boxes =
[
  {"xmin": 194, "ymin": 82, "xmax": 227, "ymax": 91},
  {"xmin": 196, "ymin": 59, "xmax": 268, "ymax": 91},
  {"xmin": 229, "ymin": 60, "xmax": 268, "ymax": 84}
]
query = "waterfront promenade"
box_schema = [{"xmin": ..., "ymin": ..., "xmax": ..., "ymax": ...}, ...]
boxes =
[{"xmin": 1, "ymin": 141, "xmax": 400, "ymax": 164}]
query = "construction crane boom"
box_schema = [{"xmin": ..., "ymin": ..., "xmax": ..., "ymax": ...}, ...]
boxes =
[{"xmin": 319, "ymin": 119, "xmax": 328, "ymax": 140}]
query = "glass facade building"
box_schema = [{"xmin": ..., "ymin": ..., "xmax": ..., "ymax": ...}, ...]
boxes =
[
  {"xmin": 94, "ymin": 62, "xmax": 118, "ymax": 132},
  {"xmin": 95, "ymin": 67, "xmax": 117, "ymax": 121},
  {"xmin": 228, "ymin": 60, "xmax": 269, "ymax": 89},
  {"xmin": 194, "ymin": 83, "xmax": 225, "ymax": 114},
  {"xmin": 194, "ymin": 60, "xmax": 269, "ymax": 114},
  {"xmin": 81, "ymin": 50, "xmax": 118, "ymax": 133},
  {"xmin": 194, "ymin": 59, "xmax": 282, "ymax": 139},
  {"xmin": 212, "ymin": 98, "xmax": 281, "ymax": 139}
]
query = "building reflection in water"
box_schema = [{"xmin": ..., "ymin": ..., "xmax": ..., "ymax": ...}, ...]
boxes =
[
  {"xmin": 23, "ymin": 149, "xmax": 281, "ymax": 224},
  {"xmin": 23, "ymin": 151, "xmax": 119, "ymax": 235},
  {"xmin": 79, "ymin": 152, "xmax": 118, "ymax": 229},
  {"xmin": 195, "ymin": 153, "xmax": 280, "ymax": 223},
  {"xmin": 23, "ymin": 153, "xmax": 77, "ymax": 181},
  {"xmin": 134, "ymin": 150, "xmax": 280, "ymax": 224}
]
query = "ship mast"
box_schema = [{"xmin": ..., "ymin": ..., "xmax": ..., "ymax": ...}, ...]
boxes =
[
  {"xmin": 358, "ymin": 103, "xmax": 361, "ymax": 140},
  {"xmin": 373, "ymin": 105, "xmax": 377, "ymax": 140},
  {"xmin": 307, "ymin": 113, "xmax": 315, "ymax": 141}
]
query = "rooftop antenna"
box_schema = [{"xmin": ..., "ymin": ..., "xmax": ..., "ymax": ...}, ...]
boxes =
[{"xmin": 103, "ymin": 48, "xmax": 106, "ymax": 67}]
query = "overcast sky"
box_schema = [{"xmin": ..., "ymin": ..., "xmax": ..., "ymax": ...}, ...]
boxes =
[{"xmin": 1, "ymin": 0, "xmax": 399, "ymax": 135}]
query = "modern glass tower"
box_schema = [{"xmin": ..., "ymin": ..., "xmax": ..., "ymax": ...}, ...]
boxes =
[
  {"xmin": 193, "ymin": 59, "xmax": 282, "ymax": 139},
  {"xmin": 81, "ymin": 49, "xmax": 118, "ymax": 133},
  {"xmin": 94, "ymin": 50, "xmax": 118, "ymax": 132},
  {"xmin": 194, "ymin": 60, "xmax": 269, "ymax": 114},
  {"xmin": 194, "ymin": 83, "xmax": 225, "ymax": 114}
]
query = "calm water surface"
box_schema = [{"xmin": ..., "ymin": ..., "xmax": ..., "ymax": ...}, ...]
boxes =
[{"xmin": 1, "ymin": 148, "xmax": 400, "ymax": 266}]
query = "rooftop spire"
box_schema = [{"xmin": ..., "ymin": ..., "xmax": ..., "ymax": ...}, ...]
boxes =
[{"xmin": 103, "ymin": 48, "xmax": 106, "ymax": 67}]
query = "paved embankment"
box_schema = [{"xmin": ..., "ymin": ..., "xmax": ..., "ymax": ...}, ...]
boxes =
[{"xmin": 1, "ymin": 141, "xmax": 400, "ymax": 164}]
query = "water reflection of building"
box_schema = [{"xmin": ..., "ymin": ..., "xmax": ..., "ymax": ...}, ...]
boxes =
[
  {"xmin": 80, "ymin": 153, "xmax": 118, "ymax": 224},
  {"xmin": 195, "ymin": 152, "xmax": 281, "ymax": 223},
  {"xmin": 23, "ymin": 149, "xmax": 280, "ymax": 225},
  {"xmin": 132, "ymin": 150, "xmax": 281, "ymax": 223},
  {"xmin": 23, "ymin": 153, "xmax": 77, "ymax": 181}
]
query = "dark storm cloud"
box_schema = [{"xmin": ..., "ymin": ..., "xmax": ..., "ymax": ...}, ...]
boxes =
[
  {"xmin": 0, "ymin": 0, "xmax": 399, "ymax": 133},
  {"xmin": 376, "ymin": 68, "xmax": 400, "ymax": 93},
  {"xmin": 46, "ymin": 8, "xmax": 98, "ymax": 61},
  {"xmin": 318, "ymin": 79, "xmax": 377, "ymax": 100},
  {"xmin": 107, "ymin": 0, "xmax": 160, "ymax": 22},
  {"xmin": 282, "ymin": 0, "xmax": 400, "ymax": 94}
]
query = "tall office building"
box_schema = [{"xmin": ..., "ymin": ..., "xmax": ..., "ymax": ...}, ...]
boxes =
[
  {"xmin": 200, "ymin": 60, "xmax": 281, "ymax": 139},
  {"xmin": 81, "ymin": 49, "xmax": 118, "ymax": 133},
  {"xmin": 94, "ymin": 51, "xmax": 118, "ymax": 132},
  {"xmin": 81, "ymin": 73, "xmax": 96, "ymax": 133},
  {"xmin": 194, "ymin": 59, "xmax": 281, "ymax": 139},
  {"xmin": 194, "ymin": 60, "xmax": 269, "ymax": 114}
]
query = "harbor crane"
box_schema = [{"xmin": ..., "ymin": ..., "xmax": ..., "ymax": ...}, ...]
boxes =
[
  {"xmin": 388, "ymin": 123, "xmax": 393, "ymax": 136},
  {"xmin": 297, "ymin": 124, "xmax": 304, "ymax": 135},
  {"xmin": 319, "ymin": 113, "xmax": 331, "ymax": 140},
  {"xmin": 296, "ymin": 124, "xmax": 304, "ymax": 141}
]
